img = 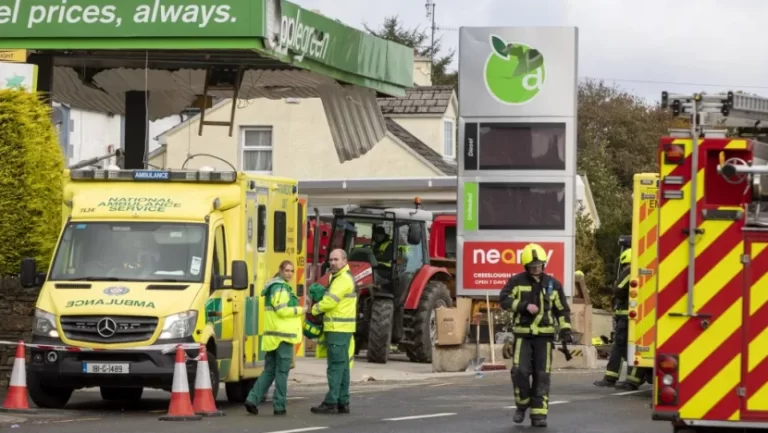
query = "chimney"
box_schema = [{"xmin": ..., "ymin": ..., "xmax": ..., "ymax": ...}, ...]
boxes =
[{"xmin": 412, "ymin": 52, "xmax": 432, "ymax": 87}]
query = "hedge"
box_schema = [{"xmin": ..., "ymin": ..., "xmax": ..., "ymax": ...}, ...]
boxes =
[{"xmin": 0, "ymin": 89, "xmax": 64, "ymax": 276}]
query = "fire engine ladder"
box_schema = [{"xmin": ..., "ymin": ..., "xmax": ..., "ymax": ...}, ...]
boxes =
[{"xmin": 661, "ymin": 91, "xmax": 768, "ymax": 316}]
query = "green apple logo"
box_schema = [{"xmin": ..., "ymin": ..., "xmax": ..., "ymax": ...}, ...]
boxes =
[{"xmin": 484, "ymin": 34, "xmax": 545, "ymax": 105}]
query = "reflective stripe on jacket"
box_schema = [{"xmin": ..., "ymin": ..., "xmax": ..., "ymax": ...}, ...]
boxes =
[
  {"xmin": 262, "ymin": 278, "xmax": 304, "ymax": 352},
  {"xmin": 613, "ymin": 266, "xmax": 630, "ymax": 317},
  {"xmin": 311, "ymin": 264, "xmax": 357, "ymax": 333}
]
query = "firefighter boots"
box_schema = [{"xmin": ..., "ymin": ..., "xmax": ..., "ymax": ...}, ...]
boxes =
[
  {"xmin": 614, "ymin": 381, "xmax": 638, "ymax": 391},
  {"xmin": 513, "ymin": 408, "xmax": 526, "ymax": 423},
  {"xmin": 531, "ymin": 416, "xmax": 547, "ymax": 427},
  {"xmin": 338, "ymin": 404, "xmax": 350, "ymax": 414},
  {"xmin": 593, "ymin": 379, "xmax": 616, "ymax": 387}
]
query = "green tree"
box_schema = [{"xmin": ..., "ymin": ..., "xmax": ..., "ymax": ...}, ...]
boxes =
[
  {"xmin": 363, "ymin": 15, "xmax": 457, "ymax": 87},
  {"xmin": 574, "ymin": 205, "xmax": 609, "ymax": 309},
  {"xmin": 0, "ymin": 89, "xmax": 65, "ymax": 275},
  {"xmin": 577, "ymin": 79, "xmax": 677, "ymax": 292}
]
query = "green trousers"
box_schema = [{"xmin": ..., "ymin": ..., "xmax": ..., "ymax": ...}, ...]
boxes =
[
  {"xmin": 246, "ymin": 341, "xmax": 293, "ymax": 411},
  {"xmin": 322, "ymin": 332, "xmax": 352, "ymax": 406}
]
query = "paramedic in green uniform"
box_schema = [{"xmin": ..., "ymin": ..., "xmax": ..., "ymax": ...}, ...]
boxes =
[
  {"xmin": 244, "ymin": 260, "xmax": 303, "ymax": 416},
  {"xmin": 310, "ymin": 248, "xmax": 357, "ymax": 415}
]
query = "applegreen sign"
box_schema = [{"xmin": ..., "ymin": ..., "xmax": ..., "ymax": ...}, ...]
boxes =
[
  {"xmin": 0, "ymin": 0, "xmax": 262, "ymax": 37},
  {"xmin": 484, "ymin": 34, "xmax": 545, "ymax": 105}
]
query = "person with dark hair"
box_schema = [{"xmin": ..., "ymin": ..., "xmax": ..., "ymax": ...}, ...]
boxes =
[{"xmin": 244, "ymin": 260, "xmax": 303, "ymax": 416}]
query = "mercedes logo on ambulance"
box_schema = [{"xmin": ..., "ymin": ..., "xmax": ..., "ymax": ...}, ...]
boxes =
[{"xmin": 96, "ymin": 318, "xmax": 117, "ymax": 338}]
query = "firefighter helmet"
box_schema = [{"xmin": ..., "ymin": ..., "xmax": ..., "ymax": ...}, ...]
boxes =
[
  {"xmin": 520, "ymin": 243, "xmax": 547, "ymax": 267},
  {"xmin": 620, "ymin": 248, "xmax": 631, "ymax": 265}
]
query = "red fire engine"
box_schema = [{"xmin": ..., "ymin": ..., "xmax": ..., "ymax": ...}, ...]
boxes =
[{"xmin": 653, "ymin": 91, "xmax": 768, "ymax": 432}]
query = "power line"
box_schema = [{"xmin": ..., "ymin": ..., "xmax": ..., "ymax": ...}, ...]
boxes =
[{"xmin": 581, "ymin": 76, "xmax": 768, "ymax": 90}]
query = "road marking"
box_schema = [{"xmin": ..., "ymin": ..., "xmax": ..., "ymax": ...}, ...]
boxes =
[
  {"xmin": 263, "ymin": 428, "xmax": 329, "ymax": 433},
  {"xmin": 612, "ymin": 390, "xmax": 646, "ymax": 396},
  {"xmin": 503, "ymin": 401, "xmax": 569, "ymax": 409},
  {"xmin": 429, "ymin": 382, "xmax": 453, "ymax": 388},
  {"xmin": 383, "ymin": 413, "xmax": 457, "ymax": 421}
]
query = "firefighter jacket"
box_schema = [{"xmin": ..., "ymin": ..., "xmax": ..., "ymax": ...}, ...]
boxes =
[
  {"xmin": 311, "ymin": 264, "xmax": 357, "ymax": 333},
  {"xmin": 499, "ymin": 271, "xmax": 572, "ymax": 338},
  {"xmin": 262, "ymin": 277, "xmax": 304, "ymax": 352},
  {"xmin": 612, "ymin": 265, "xmax": 630, "ymax": 317}
]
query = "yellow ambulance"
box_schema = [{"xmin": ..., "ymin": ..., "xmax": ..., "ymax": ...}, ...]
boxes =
[
  {"xmin": 19, "ymin": 167, "xmax": 305, "ymax": 408},
  {"xmin": 626, "ymin": 173, "xmax": 659, "ymax": 373}
]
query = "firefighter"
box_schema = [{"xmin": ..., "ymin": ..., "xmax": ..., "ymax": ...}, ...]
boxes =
[
  {"xmin": 310, "ymin": 248, "xmax": 357, "ymax": 415},
  {"xmin": 499, "ymin": 243, "xmax": 573, "ymax": 428},
  {"xmin": 244, "ymin": 260, "xmax": 303, "ymax": 415},
  {"xmin": 594, "ymin": 248, "xmax": 639, "ymax": 388}
]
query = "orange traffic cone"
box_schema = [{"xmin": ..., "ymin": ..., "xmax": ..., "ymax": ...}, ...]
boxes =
[
  {"xmin": 193, "ymin": 345, "xmax": 224, "ymax": 417},
  {"xmin": 0, "ymin": 341, "xmax": 36, "ymax": 414},
  {"xmin": 159, "ymin": 345, "xmax": 201, "ymax": 421}
]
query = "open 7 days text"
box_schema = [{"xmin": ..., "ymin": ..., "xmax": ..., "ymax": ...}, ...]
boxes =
[{"xmin": 0, "ymin": 0, "xmax": 236, "ymax": 29}]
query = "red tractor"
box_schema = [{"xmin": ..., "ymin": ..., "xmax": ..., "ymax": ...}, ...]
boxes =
[{"xmin": 314, "ymin": 203, "xmax": 454, "ymax": 364}]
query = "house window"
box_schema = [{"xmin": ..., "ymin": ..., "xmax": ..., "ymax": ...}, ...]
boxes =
[
  {"xmin": 241, "ymin": 127, "xmax": 273, "ymax": 173},
  {"xmin": 443, "ymin": 119, "xmax": 454, "ymax": 158}
]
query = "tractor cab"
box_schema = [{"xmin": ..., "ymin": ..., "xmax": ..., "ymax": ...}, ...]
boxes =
[
  {"xmin": 322, "ymin": 204, "xmax": 428, "ymax": 304},
  {"xmin": 316, "ymin": 199, "xmax": 454, "ymax": 364}
]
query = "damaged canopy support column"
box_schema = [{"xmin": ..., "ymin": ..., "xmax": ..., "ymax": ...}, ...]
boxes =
[{"xmin": 124, "ymin": 90, "xmax": 149, "ymax": 170}]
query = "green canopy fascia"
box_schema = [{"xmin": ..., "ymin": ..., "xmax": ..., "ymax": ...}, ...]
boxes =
[{"xmin": 0, "ymin": 0, "xmax": 413, "ymax": 96}]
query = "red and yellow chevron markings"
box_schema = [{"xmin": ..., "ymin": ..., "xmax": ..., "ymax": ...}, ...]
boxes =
[
  {"xmin": 744, "ymin": 241, "xmax": 768, "ymax": 417},
  {"xmin": 654, "ymin": 137, "xmax": 752, "ymax": 422},
  {"xmin": 635, "ymin": 191, "xmax": 659, "ymax": 351}
]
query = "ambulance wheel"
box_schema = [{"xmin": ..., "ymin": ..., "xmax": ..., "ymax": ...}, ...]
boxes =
[
  {"xmin": 100, "ymin": 386, "xmax": 143, "ymax": 402},
  {"xmin": 406, "ymin": 281, "xmax": 453, "ymax": 363},
  {"xmin": 366, "ymin": 298, "xmax": 394, "ymax": 364},
  {"xmin": 190, "ymin": 352, "xmax": 220, "ymax": 402},
  {"xmin": 27, "ymin": 370, "xmax": 73, "ymax": 409}
]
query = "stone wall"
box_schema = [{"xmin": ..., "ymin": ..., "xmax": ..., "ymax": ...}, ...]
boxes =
[{"xmin": 0, "ymin": 277, "xmax": 37, "ymax": 388}]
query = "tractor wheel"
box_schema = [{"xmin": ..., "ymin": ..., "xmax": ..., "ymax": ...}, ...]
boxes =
[
  {"xmin": 366, "ymin": 298, "xmax": 394, "ymax": 364},
  {"xmin": 406, "ymin": 280, "xmax": 453, "ymax": 363}
]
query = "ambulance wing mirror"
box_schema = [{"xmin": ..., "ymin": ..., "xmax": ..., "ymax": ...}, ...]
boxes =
[
  {"xmin": 20, "ymin": 257, "xmax": 45, "ymax": 288},
  {"xmin": 230, "ymin": 260, "xmax": 249, "ymax": 290}
]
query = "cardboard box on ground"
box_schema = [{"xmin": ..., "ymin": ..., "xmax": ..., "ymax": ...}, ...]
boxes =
[{"xmin": 435, "ymin": 272, "xmax": 593, "ymax": 347}]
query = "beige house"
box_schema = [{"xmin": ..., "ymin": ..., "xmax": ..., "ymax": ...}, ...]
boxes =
[{"xmin": 151, "ymin": 56, "xmax": 458, "ymax": 209}]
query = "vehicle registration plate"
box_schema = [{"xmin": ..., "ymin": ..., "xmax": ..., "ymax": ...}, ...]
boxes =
[{"xmin": 82, "ymin": 363, "xmax": 130, "ymax": 374}]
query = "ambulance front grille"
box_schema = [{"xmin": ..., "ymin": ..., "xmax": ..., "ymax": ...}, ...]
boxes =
[{"xmin": 60, "ymin": 315, "xmax": 158, "ymax": 344}]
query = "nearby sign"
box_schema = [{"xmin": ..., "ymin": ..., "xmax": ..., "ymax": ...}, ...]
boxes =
[
  {"xmin": 276, "ymin": 4, "xmax": 330, "ymax": 62},
  {"xmin": 461, "ymin": 241, "xmax": 565, "ymax": 290}
]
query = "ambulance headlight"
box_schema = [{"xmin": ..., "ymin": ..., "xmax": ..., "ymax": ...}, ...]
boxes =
[
  {"xmin": 32, "ymin": 309, "xmax": 59, "ymax": 338},
  {"xmin": 159, "ymin": 310, "xmax": 198, "ymax": 339}
]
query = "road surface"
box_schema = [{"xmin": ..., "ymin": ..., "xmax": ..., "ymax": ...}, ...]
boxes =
[{"xmin": 5, "ymin": 370, "xmax": 664, "ymax": 433}]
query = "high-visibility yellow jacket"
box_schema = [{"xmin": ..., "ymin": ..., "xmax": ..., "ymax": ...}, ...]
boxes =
[
  {"xmin": 373, "ymin": 240, "xmax": 393, "ymax": 267},
  {"xmin": 262, "ymin": 277, "xmax": 304, "ymax": 352},
  {"xmin": 311, "ymin": 264, "xmax": 357, "ymax": 333}
]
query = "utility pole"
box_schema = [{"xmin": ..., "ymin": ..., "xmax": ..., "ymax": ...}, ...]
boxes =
[{"xmin": 425, "ymin": 0, "xmax": 436, "ymax": 65}]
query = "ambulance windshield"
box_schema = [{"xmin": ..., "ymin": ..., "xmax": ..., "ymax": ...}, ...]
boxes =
[{"xmin": 49, "ymin": 222, "xmax": 208, "ymax": 283}]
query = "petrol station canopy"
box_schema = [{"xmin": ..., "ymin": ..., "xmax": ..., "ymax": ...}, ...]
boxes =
[{"xmin": 0, "ymin": 0, "xmax": 414, "ymax": 162}]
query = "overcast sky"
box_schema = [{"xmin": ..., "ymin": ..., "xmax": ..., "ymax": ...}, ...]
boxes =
[{"xmin": 293, "ymin": 0, "xmax": 768, "ymax": 104}]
